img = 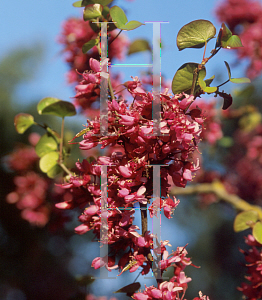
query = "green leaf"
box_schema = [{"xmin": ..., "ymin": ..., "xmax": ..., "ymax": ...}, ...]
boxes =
[
  {"xmin": 83, "ymin": 4, "xmax": 103, "ymax": 21},
  {"xmin": 198, "ymin": 69, "xmax": 217, "ymax": 93},
  {"xmin": 223, "ymin": 35, "xmax": 243, "ymax": 49},
  {"xmin": 177, "ymin": 20, "xmax": 216, "ymax": 51},
  {"xmin": 14, "ymin": 113, "xmax": 35, "ymax": 134},
  {"xmin": 172, "ymin": 63, "xmax": 198, "ymax": 94},
  {"xmin": 128, "ymin": 39, "xmax": 151, "ymax": 55},
  {"xmin": 75, "ymin": 275, "xmax": 95, "ymax": 286},
  {"xmin": 114, "ymin": 282, "xmax": 141, "ymax": 297},
  {"xmin": 82, "ymin": 0, "xmax": 112, "ymax": 5},
  {"xmin": 82, "ymin": 38, "xmax": 99, "ymax": 53},
  {"xmin": 47, "ymin": 164, "xmax": 62, "ymax": 179},
  {"xmin": 234, "ymin": 210, "xmax": 259, "ymax": 232},
  {"xmin": 35, "ymin": 133, "xmax": 58, "ymax": 158},
  {"xmin": 217, "ymin": 23, "xmax": 243, "ymax": 49},
  {"xmin": 72, "ymin": 1, "xmax": 83, "ymax": 7},
  {"xmin": 253, "ymin": 221, "xmax": 262, "ymax": 244},
  {"xmin": 224, "ymin": 61, "xmax": 251, "ymax": 84},
  {"xmin": 37, "ymin": 97, "xmax": 76, "ymax": 118},
  {"xmin": 230, "ymin": 77, "xmax": 251, "ymax": 84},
  {"xmin": 39, "ymin": 151, "xmax": 59, "ymax": 173},
  {"xmin": 110, "ymin": 6, "xmax": 144, "ymax": 31}
]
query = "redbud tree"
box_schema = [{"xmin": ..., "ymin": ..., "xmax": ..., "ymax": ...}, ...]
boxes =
[{"xmin": 6, "ymin": 0, "xmax": 262, "ymax": 299}]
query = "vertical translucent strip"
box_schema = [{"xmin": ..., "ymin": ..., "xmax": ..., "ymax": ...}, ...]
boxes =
[{"xmin": 100, "ymin": 22, "xmax": 109, "ymax": 136}]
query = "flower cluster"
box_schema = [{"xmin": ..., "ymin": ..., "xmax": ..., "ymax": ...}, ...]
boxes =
[
  {"xmin": 216, "ymin": 0, "xmax": 262, "ymax": 78},
  {"xmin": 58, "ymin": 17, "xmax": 129, "ymax": 83},
  {"xmin": 238, "ymin": 234, "xmax": 262, "ymax": 300}
]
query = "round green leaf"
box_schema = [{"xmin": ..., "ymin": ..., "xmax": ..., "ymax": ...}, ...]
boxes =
[
  {"xmin": 253, "ymin": 221, "xmax": 262, "ymax": 244},
  {"xmin": 82, "ymin": 38, "xmax": 99, "ymax": 53},
  {"xmin": 47, "ymin": 164, "xmax": 62, "ymax": 179},
  {"xmin": 37, "ymin": 97, "xmax": 76, "ymax": 118},
  {"xmin": 172, "ymin": 62, "xmax": 198, "ymax": 94},
  {"xmin": 39, "ymin": 151, "xmax": 59, "ymax": 173},
  {"xmin": 84, "ymin": 4, "xmax": 103, "ymax": 21},
  {"xmin": 14, "ymin": 113, "xmax": 35, "ymax": 134},
  {"xmin": 35, "ymin": 133, "xmax": 58, "ymax": 158},
  {"xmin": 128, "ymin": 39, "xmax": 151, "ymax": 55},
  {"xmin": 177, "ymin": 20, "xmax": 216, "ymax": 51},
  {"xmin": 233, "ymin": 210, "xmax": 259, "ymax": 232}
]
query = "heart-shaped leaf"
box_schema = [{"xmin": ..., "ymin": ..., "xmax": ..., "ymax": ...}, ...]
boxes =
[
  {"xmin": 216, "ymin": 23, "xmax": 243, "ymax": 49},
  {"xmin": 172, "ymin": 63, "xmax": 199, "ymax": 94},
  {"xmin": 82, "ymin": 38, "xmax": 99, "ymax": 53},
  {"xmin": 177, "ymin": 20, "xmax": 216, "ymax": 51},
  {"xmin": 37, "ymin": 97, "xmax": 76, "ymax": 118},
  {"xmin": 223, "ymin": 35, "xmax": 243, "ymax": 49},
  {"xmin": 233, "ymin": 210, "xmax": 259, "ymax": 232},
  {"xmin": 39, "ymin": 151, "xmax": 59, "ymax": 173},
  {"xmin": 128, "ymin": 39, "xmax": 151, "ymax": 55},
  {"xmin": 84, "ymin": 4, "xmax": 103, "ymax": 21},
  {"xmin": 110, "ymin": 6, "xmax": 144, "ymax": 31},
  {"xmin": 35, "ymin": 133, "xmax": 58, "ymax": 158},
  {"xmin": 253, "ymin": 221, "xmax": 262, "ymax": 244},
  {"xmin": 14, "ymin": 113, "xmax": 35, "ymax": 134}
]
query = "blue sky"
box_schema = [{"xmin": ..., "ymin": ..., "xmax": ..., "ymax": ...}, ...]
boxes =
[{"xmin": 0, "ymin": 0, "xmax": 246, "ymax": 106}]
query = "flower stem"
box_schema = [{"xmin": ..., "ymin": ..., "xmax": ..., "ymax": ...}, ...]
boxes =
[{"xmin": 59, "ymin": 117, "xmax": 65, "ymax": 163}]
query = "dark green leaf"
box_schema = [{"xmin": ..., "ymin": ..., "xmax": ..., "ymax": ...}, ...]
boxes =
[
  {"xmin": 82, "ymin": 39, "xmax": 99, "ymax": 53},
  {"xmin": 83, "ymin": 4, "xmax": 103, "ymax": 21},
  {"xmin": 172, "ymin": 62, "xmax": 198, "ymax": 94},
  {"xmin": 35, "ymin": 133, "xmax": 58, "ymax": 158},
  {"xmin": 82, "ymin": 0, "xmax": 112, "ymax": 5},
  {"xmin": 177, "ymin": 19, "xmax": 216, "ymax": 51},
  {"xmin": 128, "ymin": 39, "xmax": 151, "ymax": 55},
  {"xmin": 39, "ymin": 151, "xmax": 59, "ymax": 173},
  {"xmin": 233, "ymin": 210, "xmax": 259, "ymax": 232},
  {"xmin": 253, "ymin": 221, "xmax": 262, "ymax": 244},
  {"xmin": 110, "ymin": 6, "xmax": 144, "ymax": 31},
  {"xmin": 114, "ymin": 282, "xmax": 141, "ymax": 297},
  {"xmin": 37, "ymin": 97, "xmax": 76, "ymax": 118},
  {"xmin": 14, "ymin": 113, "xmax": 35, "ymax": 134}
]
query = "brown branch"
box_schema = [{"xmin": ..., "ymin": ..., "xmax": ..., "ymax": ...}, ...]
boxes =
[{"xmin": 170, "ymin": 181, "xmax": 262, "ymax": 218}]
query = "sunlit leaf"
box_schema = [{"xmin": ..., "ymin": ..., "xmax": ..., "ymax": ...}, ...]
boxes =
[
  {"xmin": 253, "ymin": 221, "xmax": 262, "ymax": 244},
  {"xmin": 37, "ymin": 97, "xmax": 76, "ymax": 118},
  {"xmin": 233, "ymin": 210, "xmax": 259, "ymax": 232},
  {"xmin": 35, "ymin": 133, "xmax": 58, "ymax": 157},
  {"xmin": 217, "ymin": 24, "xmax": 243, "ymax": 49},
  {"xmin": 14, "ymin": 113, "xmax": 35, "ymax": 134},
  {"xmin": 177, "ymin": 19, "xmax": 216, "ymax": 51},
  {"xmin": 230, "ymin": 77, "xmax": 251, "ymax": 84},
  {"xmin": 39, "ymin": 151, "xmax": 59, "ymax": 173},
  {"xmin": 47, "ymin": 164, "xmax": 62, "ymax": 179},
  {"xmin": 128, "ymin": 39, "xmax": 151, "ymax": 55},
  {"xmin": 110, "ymin": 6, "xmax": 144, "ymax": 31},
  {"xmin": 83, "ymin": 4, "xmax": 103, "ymax": 21},
  {"xmin": 223, "ymin": 35, "xmax": 243, "ymax": 49}
]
